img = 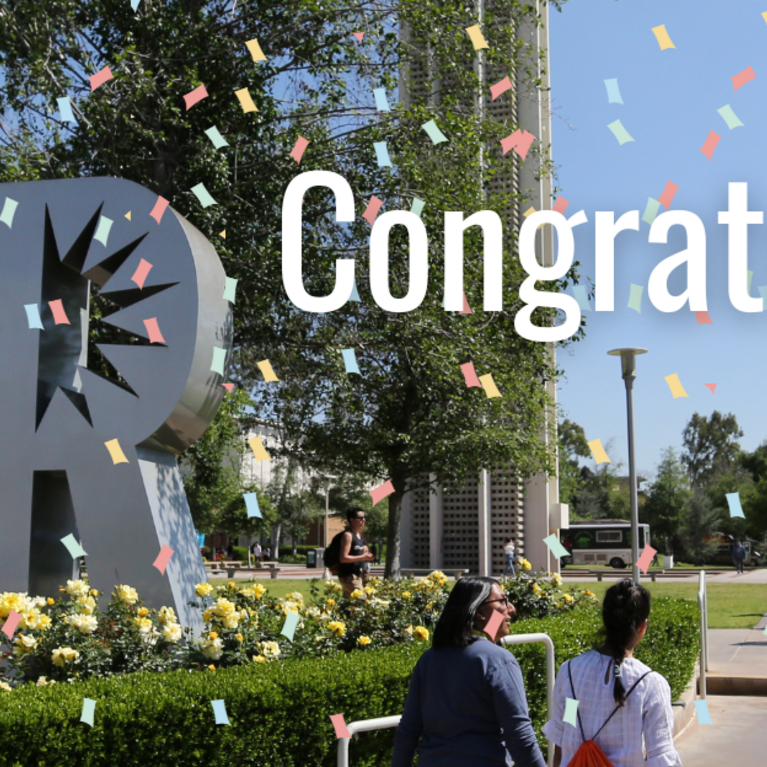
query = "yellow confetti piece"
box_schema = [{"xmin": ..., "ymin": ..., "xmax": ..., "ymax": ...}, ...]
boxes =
[
  {"xmin": 220, "ymin": 230, "xmax": 226, "ymax": 238},
  {"xmin": 523, "ymin": 206, "xmax": 536, "ymax": 217},
  {"xmin": 257, "ymin": 359, "xmax": 279, "ymax": 382},
  {"xmin": 478, "ymin": 373, "xmax": 501, "ymax": 398},
  {"xmin": 245, "ymin": 38, "xmax": 267, "ymax": 62},
  {"xmin": 465, "ymin": 24, "xmax": 489, "ymax": 50},
  {"xmin": 234, "ymin": 87, "xmax": 258, "ymax": 113},
  {"xmin": 125, "ymin": 211, "xmax": 131, "ymax": 221},
  {"xmin": 104, "ymin": 439, "xmax": 129, "ymax": 464},
  {"xmin": 587, "ymin": 438, "xmax": 611, "ymax": 465},
  {"xmin": 248, "ymin": 436, "xmax": 271, "ymax": 461},
  {"xmin": 763, "ymin": 11, "xmax": 767, "ymax": 24},
  {"xmin": 664, "ymin": 373, "xmax": 688, "ymax": 399},
  {"xmin": 651, "ymin": 24, "xmax": 675, "ymax": 50}
]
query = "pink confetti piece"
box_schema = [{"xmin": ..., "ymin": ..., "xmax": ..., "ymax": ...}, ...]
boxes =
[
  {"xmin": 489, "ymin": 76, "xmax": 512, "ymax": 100},
  {"xmin": 149, "ymin": 196, "xmax": 169, "ymax": 224},
  {"xmin": 89, "ymin": 66, "xmax": 113, "ymax": 92},
  {"xmin": 143, "ymin": 317, "xmax": 165, "ymax": 344},
  {"xmin": 460, "ymin": 292, "xmax": 473, "ymax": 314},
  {"xmin": 2, "ymin": 610, "xmax": 21, "ymax": 640},
  {"xmin": 658, "ymin": 180, "xmax": 679, "ymax": 210},
  {"xmin": 49, "ymin": 299, "xmax": 70, "ymax": 325},
  {"xmin": 221, "ymin": 383, "xmax": 235, "ymax": 393},
  {"xmin": 290, "ymin": 136, "xmax": 309, "ymax": 163},
  {"xmin": 552, "ymin": 197, "xmax": 570, "ymax": 215},
  {"xmin": 635, "ymin": 545, "xmax": 657, "ymax": 574},
  {"xmin": 704, "ymin": 383, "xmax": 717, "ymax": 393},
  {"xmin": 483, "ymin": 608, "xmax": 504, "ymax": 639},
  {"xmin": 695, "ymin": 310, "xmax": 713, "ymax": 325},
  {"xmin": 370, "ymin": 479, "xmax": 394, "ymax": 506},
  {"xmin": 460, "ymin": 362, "xmax": 482, "ymax": 388},
  {"xmin": 362, "ymin": 196, "xmax": 383, "ymax": 225},
  {"xmin": 152, "ymin": 544, "xmax": 174, "ymax": 576},
  {"xmin": 330, "ymin": 713, "xmax": 351, "ymax": 739},
  {"xmin": 500, "ymin": 129, "xmax": 535, "ymax": 161},
  {"xmin": 732, "ymin": 65, "xmax": 756, "ymax": 92},
  {"xmin": 183, "ymin": 84, "xmax": 208, "ymax": 110},
  {"xmin": 352, "ymin": 32, "xmax": 364, "ymax": 42},
  {"xmin": 700, "ymin": 130, "xmax": 721, "ymax": 161},
  {"xmin": 131, "ymin": 258, "xmax": 153, "ymax": 289}
]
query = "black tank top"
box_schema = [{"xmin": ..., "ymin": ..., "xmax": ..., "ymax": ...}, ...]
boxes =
[{"xmin": 339, "ymin": 530, "xmax": 365, "ymax": 577}]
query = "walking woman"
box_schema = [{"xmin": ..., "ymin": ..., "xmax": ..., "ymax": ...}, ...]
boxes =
[
  {"xmin": 391, "ymin": 576, "xmax": 545, "ymax": 767},
  {"xmin": 504, "ymin": 538, "xmax": 517, "ymax": 577},
  {"xmin": 543, "ymin": 579, "xmax": 682, "ymax": 767}
]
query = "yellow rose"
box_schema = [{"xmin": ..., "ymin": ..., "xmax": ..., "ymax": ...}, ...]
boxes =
[
  {"xmin": 414, "ymin": 626, "xmax": 430, "ymax": 642},
  {"xmin": 256, "ymin": 641, "xmax": 281, "ymax": 658},
  {"xmin": 68, "ymin": 615, "xmax": 98, "ymax": 634},
  {"xmin": 37, "ymin": 614, "xmax": 51, "ymax": 630},
  {"xmin": 551, "ymin": 574, "xmax": 563, "ymax": 588},
  {"xmin": 162, "ymin": 623, "xmax": 182, "ymax": 643},
  {"xmin": 195, "ymin": 583, "xmax": 214, "ymax": 598},
  {"xmin": 326, "ymin": 599, "xmax": 336, "ymax": 608},
  {"xmin": 563, "ymin": 593, "xmax": 574, "ymax": 604},
  {"xmin": 13, "ymin": 634, "xmax": 37, "ymax": 654},
  {"xmin": 201, "ymin": 637, "xmax": 224, "ymax": 660},
  {"xmin": 158, "ymin": 606, "xmax": 177, "ymax": 626},
  {"xmin": 349, "ymin": 589, "xmax": 365, "ymax": 601},
  {"xmin": 46, "ymin": 598, "xmax": 55, "ymax": 606},
  {"xmin": 65, "ymin": 580, "xmax": 89, "ymax": 599},
  {"xmin": 327, "ymin": 620, "xmax": 346, "ymax": 637},
  {"xmin": 74, "ymin": 596, "xmax": 97, "ymax": 616},
  {"xmin": 90, "ymin": 589, "xmax": 99, "ymax": 597},
  {"xmin": 253, "ymin": 655, "xmax": 266, "ymax": 664},
  {"xmin": 133, "ymin": 616, "xmax": 153, "ymax": 634},
  {"xmin": 208, "ymin": 631, "xmax": 219, "ymax": 640},
  {"xmin": 286, "ymin": 591, "xmax": 304, "ymax": 603},
  {"xmin": 51, "ymin": 647, "xmax": 79, "ymax": 667},
  {"xmin": 252, "ymin": 584, "xmax": 266, "ymax": 599},
  {"xmin": 0, "ymin": 682, "xmax": 12, "ymax": 692},
  {"xmin": 138, "ymin": 607, "xmax": 149, "ymax": 617},
  {"xmin": 115, "ymin": 585, "xmax": 139, "ymax": 605},
  {"xmin": 0, "ymin": 592, "xmax": 26, "ymax": 619},
  {"xmin": 401, "ymin": 591, "xmax": 411, "ymax": 599},
  {"xmin": 521, "ymin": 559, "xmax": 532, "ymax": 572},
  {"xmin": 358, "ymin": 636, "xmax": 372, "ymax": 646},
  {"xmin": 363, "ymin": 586, "xmax": 375, "ymax": 595},
  {"xmin": 208, "ymin": 664, "xmax": 216, "ymax": 671},
  {"xmin": 530, "ymin": 582, "xmax": 541, "ymax": 594},
  {"xmin": 235, "ymin": 633, "xmax": 244, "ymax": 642}
]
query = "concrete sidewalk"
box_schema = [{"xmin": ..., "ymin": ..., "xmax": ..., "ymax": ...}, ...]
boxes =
[{"xmin": 704, "ymin": 627, "xmax": 767, "ymax": 694}]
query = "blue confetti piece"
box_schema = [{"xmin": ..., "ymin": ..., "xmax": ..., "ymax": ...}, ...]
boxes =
[
  {"xmin": 130, "ymin": 0, "xmax": 141, "ymax": 10},
  {"xmin": 373, "ymin": 88, "xmax": 390, "ymax": 112},
  {"xmin": 24, "ymin": 304, "xmax": 44, "ymax": 330},
  {"xmin": 341, "ymin": 349, "xmax": 360, "ymax": 375},
  {"xmin": 244, "ymin": 493, "xmax": 262, "ymax": 518},
  {"xmin": 57, "ymin": 97, "xmax": 76, "ymax": 124},
  {"xmin": 374, "ymin": 141, "xmax": 392, "ymax": 167},
  {"xmin": 211, "ymin": 699, "xmax": 230, "ymax": 725},
  {"xmin": 726, "ymin": 492, "xmax": 745, "ymax": 518},
  {"xmin": 694, "ymin": 699, "xmax": 713, "ymax": 725},
  {"xmin": 348, "ymin": 281, "xmax": 360, "ymax": 302},
  {"xmin": 603, "ymin": 78, "xmax": 623, "ymax": 104}
]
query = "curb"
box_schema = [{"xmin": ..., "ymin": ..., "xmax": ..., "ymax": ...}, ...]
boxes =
[
  {"xmin": 673, "ymin": 666, "xmax": 699, "ymax": 739},
  {"xmin": 699, "ymin": 675, "xmax": 767, "ymax": 696}
]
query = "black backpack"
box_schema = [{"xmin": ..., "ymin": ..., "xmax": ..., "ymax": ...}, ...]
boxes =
[{"xmin": 323, "ymin": 531, "xmax": 347, "ymax": 575}]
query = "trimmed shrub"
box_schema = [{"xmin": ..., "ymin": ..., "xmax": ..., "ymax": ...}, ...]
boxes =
[{"xmin": 0, "ymin": 596, "xmax": 698, "ymax": 767}]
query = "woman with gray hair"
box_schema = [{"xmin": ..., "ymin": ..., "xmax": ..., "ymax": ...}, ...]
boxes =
[{"xmin": 391, "ymin": 576, "xmax": 545, "ymax": 767}]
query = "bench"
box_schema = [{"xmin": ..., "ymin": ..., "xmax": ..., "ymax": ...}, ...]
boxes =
[
  {"xmin": 588, "ymin": 569, "xmax": 664, "ymax": 582},
  {"xmin": 225, "ymin": 564, "xmax": 282, "ymax": 579},
  {"xmin": 400, "ymin": 568, "xmax": 469, "ymax": 580}
]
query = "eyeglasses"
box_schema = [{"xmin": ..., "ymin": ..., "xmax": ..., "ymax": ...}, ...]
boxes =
[
  {"xmin": 353, "ymin": 517, "xmax": 366, "ymax": 522},
  {"xmin": 483, "ymin": 595, "xmax": 510, "ymax": 608}
]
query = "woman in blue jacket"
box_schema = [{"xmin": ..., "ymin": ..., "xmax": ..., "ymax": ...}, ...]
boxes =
[{"xmin": 391, "ymin": 576, "xmax": 546, "ymax": 767}]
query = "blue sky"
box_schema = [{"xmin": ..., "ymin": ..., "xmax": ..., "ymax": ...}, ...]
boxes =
[{"xmin": 550, "ymin": 0, "xmax": 767, "ymax": 478}]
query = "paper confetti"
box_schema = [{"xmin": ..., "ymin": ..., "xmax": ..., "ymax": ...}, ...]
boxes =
[
  {"xmin": 374, "ymin": 141, "xmax": 392, "ymax": 167},
  {"xmin": 331, "ymin": 713, "xmax": 351, "ymax": 739},
  {"xmin": 143, "ymin": 318, "xmax": 165, "ymax": 344},
  {"xmin": 93, "ymin": 216, "xmax": 113, "ymax": 246},
  {"xmin": 704, "ymin": 383, "xmax": 717, "ymax": 393},
  {"xmin": 80, "ymin": 698, "xmax": 96, "ymax": 727},
  {"xmin": 125, "ymin": 211, "xmax": 131, "ymax": 220},
  {"xmin": 57, "ymin": 97, "xmax": 76, "ymax": 124},
  {"xmin": 700, "ymin": 131, "xmax": 721, "ymax": 160},
  {"xmin": 234, "ymin": 87, "xmax": 258, "ymax": 113},
  {"xmin": 149, "ymin": 196, "xmax": 169, "ymax": 224},
  {"xmin": 628, "ymin": 284, "xmax": 643, "ymax": 312},
  {"xmin": 24, "ymin": 304, "xmax": 43, "ymax": 330},
  {"xmin": 489, "ymin": 76, "xmax": 512, "ymax": 100},
  {"xmin": 726, "ymin": 492, "xmax": 745, "ymax": 518},
  {"xmin": 465, "ymin": 24, "xmax": 489, "ymax": 50},
  {"xmin": 244, "ymin": 492, "xmax": 262, "ymax": 518},
  {"xmin": 523, "ymin": 206, "xmax": 536, "ymax": 218},
  {"xmin": 131, "ymin": 0, "xmax": 140, "ymax": 10},
  {"xmin": 694, "ymin": 699, "xmax": 713, "ymax": 725},
  {"xmin": 222, "ymin": 383, "xmax": 235, "ymax": 393},
  {"xmin": 664, "ymin": 373, "xmax": 688, "ymax": 399},
  {"xmin": 500, "ymin": 129, "xmax": 535, "ymax": 160},
  {"xmin": 588, "ymin": 438, "xmax": 611, "ymax": 464},
  {"xmin": 553, "ymin": 197, "xmax": 570, "ymax": 215},
  {"xmin": 131, "ymin": 259, "xmax": 153, "ymax": 289},
  {"xmin": 607, "ymin": 119, "xmax": 634, "ymax": 145},
  {"xmin": 373, "ymin": 88, "xmax": 391, "ymax": 112},
  {"xmin": 342, "ymin": 348, "xmax": 360, "ymax": 374},
  {"xmin": 732, "ymin": 65, "xmax": 755, "ymax": 91},
  {"xmin": 718, "ymin": 104, "xmax": 743, "ymax": 130},
  {"xmin": 651, "ymin": 24, "xmax": 675, "ymax": 50},
  {"xmin": 370, "ymin": 480, "xmax": 395, "ymax": 506},
  {"xmin": 152, "ymin": 545, "xmax": 174, "ymax": 575},
  {"xmin": 0, "ymin": 197, "xmax": 19, "ymax": 228},
  {"xmin": 410, "ymin": 198, "xmax": 425, "ymax": 217},
  {"xmin": 290, "ymin": 136, "xmax": 309, "ymax": 163},
  {"xmin": 348, "ymin": 281, "xmax": 361, "ymax": 301},
  {"xmin": 211, "ymin": 347, "xmax": 227, "ymax": 376},
  {"xmin": 245, "ymin": 38, "xmax": 267, "ymax": 61},
  {"xmin": 257, "ymin": 360, "xmax": 278, "ymax": 382},
  {"xmin": 695, "ymin": 310, "xmax": 713, "ymax": 325},
  {"xmin": 211, "ymin": 699, "xmax": 230, "ymax": 726},
  {"xmin": 642, "ymin": 198, "xmax": 661, "ymax": 226},
  {"xmin": 2, "ymin": 611, "xmax": 21, "ymax": 640},
  {"xmin": 105, "ymin": 438, "xmax": 129, "ymax": 464},
  {"xmin": 564, "ymin": 698, "xmax": 579, "ymax": 727},
  {"xmin": 479, "ymin": 373, "xmax": 501, "ymax": 398},
  {"xmin": 223, "ymin": 277, "xmax": 237, "ymax": 303},
  {"xmin": 183, "ymin": 84, "xmax": 208, "ymax": 110},
  {"xmin": 61, "ymin": 534, "xmax": 87, "ymax": 559},
  {"xmin": 421, "ymin": 119, "xmax": 448, "ymax": 144},
  {"xmin": 191, "ymin": 183, "xmax": 217, "ymax": 208},
  {"xmin": 352, "ymin": 32, "xmax": 364, "ymax": 42},
  {"xmin": 248, "ymin": 436, "xmax": 271, "ymax": 461},
  {"xmin": 543, "ymin": 534, "xmax": 570, "ymax": 559},
  {"xmin": 362, "ymin": 196, "xmax": 383, "ymax": 225},
  {"xmin": 658, "ymin": 181, "xmax": 679, "ymax": 210},
  {"xmin": 204, "ymin": 126, "xmax": 229, "ymax": 149},
  {"xmin": 281, "ymin": 611, "xmax": 300, "ymax": 642},
  {"xmin": 460, "ymin": 362, "xmax": 482, "ymax": 388},
  {"xmin": 604, "ymin": 78, "xmax": 623, "ymax": 104},
  {"xmin": 460, "ymin": 293, "xmax": 473, "ymax": 314},
  {"xmin": 483, "ymin": 608, "xmax": 504, "ymax": 639},
  {"xmin": 573, "ymin": 285, "xmax": 591, "ymax": 311},
  {"xmin": 49, "ymin": 299, "xmax": 70, "ymax": 325},
  {"xmin": 89, "ymin": 66, "xmax": 113, "ymax": 91},
  {"xmin": 636, "ymin": 545, "xmax": 657, "ymax": 574}
]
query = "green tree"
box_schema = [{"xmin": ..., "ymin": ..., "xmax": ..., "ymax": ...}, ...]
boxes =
[
  {"xmin": 681, "ymin": 412, "xmax": 743, "ymax": 487},
  {"xmin": 677, "ymin": 488, "xmax": 724, "ymax": 565},
  {"xmin": 643, "ymin": 448, "xmax": 690, "ymax": 554},
  {"xmin": 558, "ymin": 418, "xmax": 590, "ymax": 506}
]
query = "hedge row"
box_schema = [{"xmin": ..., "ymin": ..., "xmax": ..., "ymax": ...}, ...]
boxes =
[{"xmin": 0, "ymin": 597, "xmax": 698, "ymax": 767}]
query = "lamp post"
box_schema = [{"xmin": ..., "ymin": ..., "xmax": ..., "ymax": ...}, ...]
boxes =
[{"xmin": 607, "ymin": 348, "xmax": 647, "ymax": 585}]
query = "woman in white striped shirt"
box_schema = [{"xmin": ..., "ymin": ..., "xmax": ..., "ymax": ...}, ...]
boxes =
[{"xmin": 543, "ymin": 580, "xmax": 682, "ymax": 767}]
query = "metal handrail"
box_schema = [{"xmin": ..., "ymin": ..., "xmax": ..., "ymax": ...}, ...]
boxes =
[
  {"xmin": 337, "ymin": 632, "xmax": 556, "ymax": 767},
  {"xmin": 697, "ymin": 570, "xmax": 708, "ymax": 699}
]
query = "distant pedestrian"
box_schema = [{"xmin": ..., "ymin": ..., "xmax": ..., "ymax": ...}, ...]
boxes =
[
  {"xmin": 733, "ymin": 539, "xmax": 746, "ymax": 574},
  {"xmin": 251, "ymin": 541, "xmax": 262, "ymax": 565},
  {"xmin": 504, "ymin": 538, "xmax": 516, "ymax": 577},
  {"xmin": 263, "ymin": 546, "xmax": 271, "ymax": 560},
  {"xmin": 338, "ymin": 507, "xmax": 374, "ymax": 598}
]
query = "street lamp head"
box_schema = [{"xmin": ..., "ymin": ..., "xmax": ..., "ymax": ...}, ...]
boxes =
[{"xmin": 608, "ymin": 347, "xmax": 648, "ymax": 381}]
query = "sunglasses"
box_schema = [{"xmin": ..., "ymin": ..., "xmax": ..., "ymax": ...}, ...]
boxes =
[{"xmin": 482, "ymin": 595, "xmax": 510, "ymax": 608}]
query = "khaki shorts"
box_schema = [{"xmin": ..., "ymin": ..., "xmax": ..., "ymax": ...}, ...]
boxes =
[{"xmin": 339, "ymin": 574, "xmax": 363, "ymax": 598}]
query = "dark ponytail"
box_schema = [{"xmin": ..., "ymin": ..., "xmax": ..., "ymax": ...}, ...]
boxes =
[{"xmin": 595, "ymin": 579, "xmax": 651, "ymax": 706}]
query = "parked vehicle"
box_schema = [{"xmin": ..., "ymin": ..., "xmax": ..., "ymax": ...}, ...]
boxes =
[
  {"xmin": 695, "ymin": 533, "xmax": 763, "ymax": 567},
  {"xmin": 559, "ymin": 519, "xmax": 651, "ymax": 569}
]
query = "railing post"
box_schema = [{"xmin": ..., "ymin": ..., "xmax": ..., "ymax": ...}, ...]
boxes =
[{"xmin": 697, "ymin": 570, "xmax": 707, "ymax": 699}]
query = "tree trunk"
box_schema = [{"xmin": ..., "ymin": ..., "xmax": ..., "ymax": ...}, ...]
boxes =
[
  {"xmin": 292, "ymin": 534, "xmax": 297, "ymax": 557},
  {"xmin": 384, "ymin": 472, "xmax": 406, "ymax": 580},
  {"xmin": 271, "ymin": 523, "xmax": 281, "ymax": 560}
]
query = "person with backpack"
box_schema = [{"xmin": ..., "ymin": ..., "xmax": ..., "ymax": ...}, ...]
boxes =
[
  {"xmin": 732, "ymin": 539, "xmax": 747, "ymax": 574},
  {"xmin": 324, "ymin": 507, "xmax": 374, "ymax": 598},
  {"xmin": 542, "ymin": 579, "xmax": 682, "ymax": 767}
]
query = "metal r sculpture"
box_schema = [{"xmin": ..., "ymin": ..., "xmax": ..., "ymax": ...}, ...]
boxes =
[{"xmin": 0, "ymin": 178, "xmax": 232, "ymax": 634}]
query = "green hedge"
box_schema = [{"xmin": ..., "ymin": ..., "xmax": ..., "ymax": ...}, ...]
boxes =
[{"xmin": 0, "ymin": 597, "xmax": 698, "ymax": 767}]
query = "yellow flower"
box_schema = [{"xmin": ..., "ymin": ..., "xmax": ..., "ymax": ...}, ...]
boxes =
[
  {"xmin": 286, "ymin": 591, "xmax": 304, "ymax": 603},
  {"xmin": 256, "ymin": 641, "xmax": 281, "ymax": 658},
  {"xmin": 253, "ymin": 655, "xmax": 266, "ymax": 664},
  {"xmin": 521, "ymin": 559, "xmax": 532, "ymax": 572},
  {"xmin": 363, "ymin": 586, "xmax": 376, "ymax": 595},
  {"xmin": 235, "ymin": 633, "xmax": 244, "ymax": 642},
  {"xmin": 414, "ymin": 626, "xmax": 430, "ymax": 642},
  {"xmin": 195, "ymin": 583, "xmax": 214, "ymax": 598},
  {"xmin": 358, "ymin": 636, "xmax": 372, "ymax": 646},
  {"xmin": 74, "ymin": 596, "xmax": 97, "ymax": 616},
  {"xmin": 401, "ymin": 591, "xmax": 411, "ymax": 599},
  {"xmin": 201, "ymin": 637, "xmax": 224, "ymax": 660},
  {"xmin": 36, "ymin": 677, "xmax": 55, "ymax": 687},
  {"xmin": 138, "ymin": 607, "xmax": 149, "ymax": 617},
  {"xmin": 427, "ymin": 571, "xmax": 448, "ymax": 586},
  {"xmin": 13, "ymin": 634, "xmax": 37, "ymax": 654},
  {"xmin": 65, "ymin": 580, "xmax": 89, "ymax": 599},
  {"xmin": 162, "ymin": 623, "xmax": 182, "ymax": 643},
  {"xmin": 326, "ymin": 599, "xmax": 336, "ymax": 608},
  {"xmin": 426, "ymin": 602, "xmax": 433, "ymax": 610},
  {"xmin": 349, "ymin": 589, "xmax": 365, "ymax": 601},
  {"xmin": 208, "ymin": 631, "xmax": 219, "ymax": 640},
  {"xmin": 563, "ymin": 593, "xmax": 574, "ymax": 604},
  {"xmin": 68, "ymin": 614, "xmax": 98, "ymax": 634},
  {"xmin": 0, "ymin": 682, "xmax": 11, "ymax": 692},
  {"xmin": 89, "ymin": 589, "xmax": 99, "ymax": 597},
  {"xmin": 157, "ymin": 606, "xmax": 177, "ymax": 626},
  {"xmin": 0, "ymin": 592, "xmax": 26, "ymax": 619},
  {"xmin": 227, "ymin": 581, "xmax": 237, "ymax": 591},
  {"xmin": 208, "ymin": 664, "xmax": 216, "ymax": 671},
  {"xmin": 530, "ymin": 583, "xmax": 541, "ymax": 594},
  {"xmin": 551, "ymin": 574, "xmax": 563, "ymax": 588},
  {"xmin": 37, "ymin": 614, "xmax": 51, "ymax": 630},
  {"xmin": 46, "ymin": 598, "xmax": 55, "ymax": 606},
  {"xmin": 327, "ymin": 620, "xmax": 346, "ymax": 638},
  {"xmin": 115, "ymin": 585, "xmax": 139, "ymax": 605},
  {"xmin": 324, "ymin": 580, "xmax": 343, "ymax": 593},
  {"xmin": 51, "ymin": 647, "xmax": 79, "ymax": 667},
  {"xmin": 133, "ymin": 616, "xmax": 153, "ymax": 634},
  {"xmin": 584, "ymin": 590, "xmax": 598, "ymax": 600},
  {"xmin": 251, "ymin": 584, "xmax": 266, "ymax": 599}
]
